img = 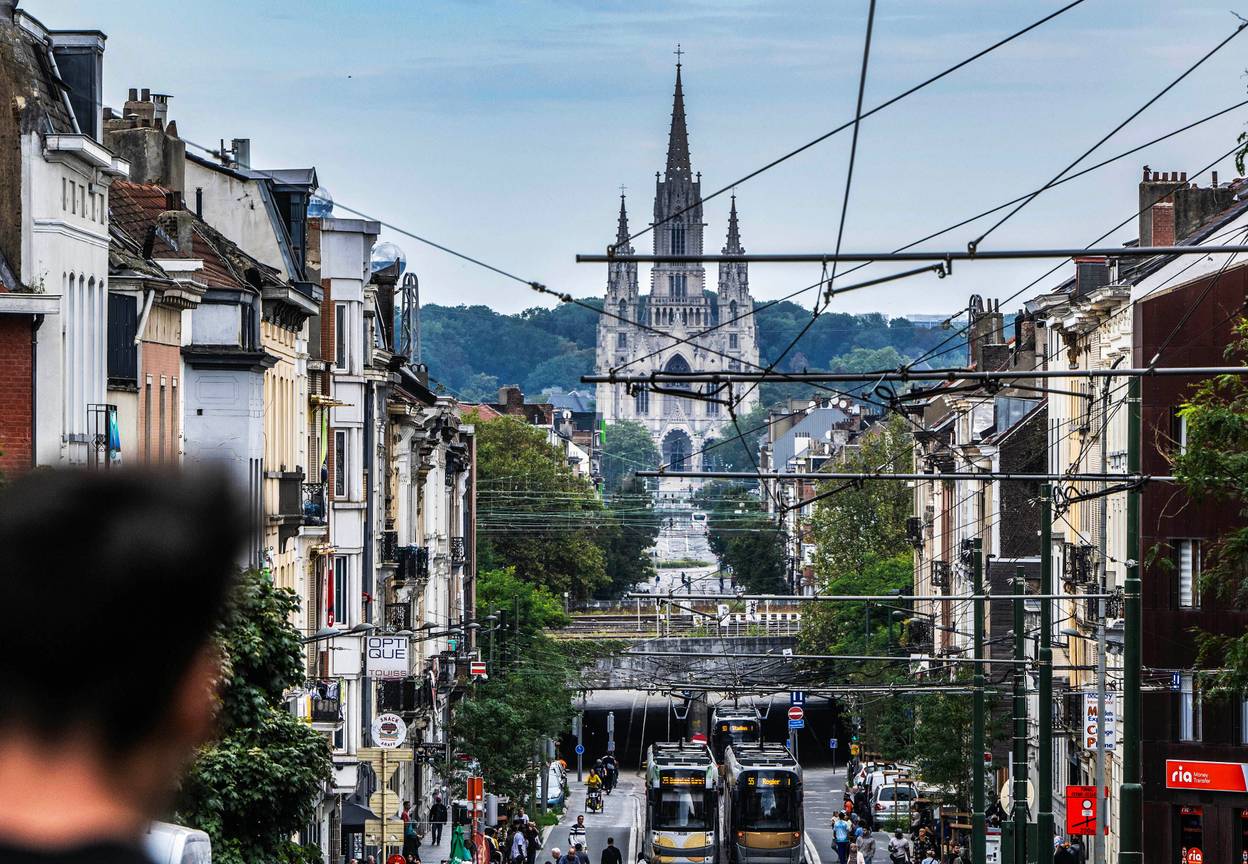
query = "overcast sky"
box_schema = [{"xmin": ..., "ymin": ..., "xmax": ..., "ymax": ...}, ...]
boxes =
[{"xmin": 27, "ymin": 0, "xmax": 1248, "ymax": 318}]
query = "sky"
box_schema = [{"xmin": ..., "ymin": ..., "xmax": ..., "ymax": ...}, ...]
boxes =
[{"xmin": 26, "ymin": 0, "xmax": 1248, "ymax": 319}]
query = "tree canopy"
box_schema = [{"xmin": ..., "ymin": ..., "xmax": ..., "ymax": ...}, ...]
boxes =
[
  {"xmin": 174, "ymin": 570, "xmax": 330, "ymax": 864},
  {"xmin": 694, "ymin": 482, "xmax": 788, "ymax": 593},
  {"xmin": 600, "ymin": 420, "xmax": 660, "ymax": 493}
]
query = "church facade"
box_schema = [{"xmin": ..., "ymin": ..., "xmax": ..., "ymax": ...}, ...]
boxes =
[{"xmin": 594, "ymin": 60, "xmax": 760, "ymax": 474}]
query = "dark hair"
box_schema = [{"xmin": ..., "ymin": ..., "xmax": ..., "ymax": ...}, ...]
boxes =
[
  {"xmin": 0, "ymin": 468, "xmax": 245, "ymax": 755},
  {"xmin": 606, "ymin": 839, "xmax": 614, "ymax": 845}
]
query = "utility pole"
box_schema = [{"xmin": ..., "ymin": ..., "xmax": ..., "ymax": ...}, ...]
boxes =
[
  {"xmin": 972, "ymin": 537, "xmax": 986, "ymax": 864},
  {"xmin": 1119, "ymin": 377, "xmax": 1142, "ymax": 863},
  {"xmin": 1038, "ymin": 485, "xmax": 1055, "ymax": 854},
  {"xmin": 1012, "ymin": 566, "xmax": 1028, "ymax": 864}
]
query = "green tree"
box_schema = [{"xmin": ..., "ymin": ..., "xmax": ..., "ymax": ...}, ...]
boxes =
[
  {"xmin": 695, "ymin": 482, "xmax": 788, "ymax": 593},
  {"xmin": 472, "ymin": 413, "xmax": 609, "ymax": 598},
  {"xmin": 174, "ymin": 570, "xmax": 331, "ymax": 864},
  {"xmin": 1173, "ymin": 319, "xmax": 1248, "ymax": 692},
  {"xmin": 600, "ymin": 420, "xmax": 661, "ymax": 493},
  {"xmin": 452, "ymin": 569, "xmax": 575, "ymax": 802},
  {"xmin": 598, "ymin": 476, "xmax": 661, "ymax": 599},
  {"xmin": 700, "ymin": 403, "xmax": 770, "ymax": 474}
]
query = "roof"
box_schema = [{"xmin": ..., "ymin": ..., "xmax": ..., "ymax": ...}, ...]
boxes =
[
  {"xmin": 249, "ymin": 167, "xmax": 317, "ymax": 188},
  {"xmin": 110, "ymin": 181, "xmax": 283, "ymax": 293},
  {"xmin": 546, "ymin": 389, "xmax": 595, "ymax": 413},
  {"xmin": 2, "ymin": 12, "xmax": 77, "ymax": 135},
  {"xmin": 771, "ymin": 405, "xmax": 848, "ymax": 470}
]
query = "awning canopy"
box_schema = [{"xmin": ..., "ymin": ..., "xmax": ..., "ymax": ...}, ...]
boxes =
[{"xmin": 341, "ymin": 801, "xmax": 379, "ymax": 827}]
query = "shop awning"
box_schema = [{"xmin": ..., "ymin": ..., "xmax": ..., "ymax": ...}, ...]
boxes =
[{"xmin": 341, "ymin": 801, "xmax": 379, "ymax": 827}]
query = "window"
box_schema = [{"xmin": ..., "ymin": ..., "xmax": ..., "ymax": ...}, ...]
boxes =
[
  {"xmin": 91, "ymin": 191, "xmax": 97, "ymax": 222},
  {"xmin": 1178, "ymin": 806, "xmax": 1202, "ymax": 864},
  {"xmin": 1177, "ymin": 540, "xmax": 1200, "ymax": 608},
  {"xmin": 159, "ymin": 377, "xmax": 167, "ymax": 461},
  {"xmin": 334, "ymin": 430, "xmax": 347, "ymax": 498},
  {"xmin": 1241, "ymin": 696, "xmax": 1248, "ymax": 746},
  {"xmin": 729, "ymin": 333, "xmax": 739, "ymax": 349},
  {"xmin": 670, "ymin": 222, "xmax": 686, "ymax": 256},
  {"xmin": 62, "ymin": 178, "xmax": 67, "ymax": 211},
  {"xmin": 729, "ymin": 299, "xmax": 738, "ymax": 321},
  {"xmin": 332, "ymin": 556, "xmax": 348, "ymax": 627},
  {"xmin": 144, "ymin": 375, "xmax": 152, "ymax": 463},
  {"xmin": 706, "ymin": 396, "xmax": 719, "ymax": 416},
  {"xmin": 671, "ymin": 273, "xmax": 687, "ymax": 299},
  {"xmin": 635, "ymin": 387, "xmax": 649, "ymax": 416},
  {"xmin": 617, "ymin": 331, "xmax": 627, "ymax": 348},
  {"xmin": 335, "ymin": 303, "xmax": 348, "ymax": 370},
  {"xmin": 618, "ymin": 299, "xmax": 627, "ymax": 319},
  {"xmin": 1179, "ymin": 673, "xmax": 1201, "ymax": 742},
  {"xmin": 171, "ymin": 378, "xmax": 179, "ymax": 459}
]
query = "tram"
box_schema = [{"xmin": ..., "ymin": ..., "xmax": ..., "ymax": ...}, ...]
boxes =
[
  {"xmin": 644, "ymin": 741, "xmax": 720, "ymax": 864},
  {"xmin": 709, "ymin": 706, "xmax": 762, "ymax": 767},
  {"xmin": 722, "ymin": 743, "xmax": 803, "ymax": 864}
]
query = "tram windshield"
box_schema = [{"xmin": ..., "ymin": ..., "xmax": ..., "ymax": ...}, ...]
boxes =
[{"xmin": 736, "ymin": 772, "xmax": 799, "ymax": 832}]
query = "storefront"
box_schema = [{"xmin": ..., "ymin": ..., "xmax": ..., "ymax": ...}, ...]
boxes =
[{"xmin": 1162, "ymin": 760, "xmax": 1248, "ymax": 864}]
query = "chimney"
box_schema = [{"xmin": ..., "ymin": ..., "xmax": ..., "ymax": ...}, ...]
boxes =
[
  {"xmin": 1139, "ymin": 167, "xmax": 1236, "ymax": 246},
  {"xmin": 151, "ymin": 93, "xmax": 171, "ymax": 128},
  {"xmin": 104, "ymin": 88, "xmax": 185, "ymax": 192},
  {"xmin": 0, "ymin": 1, "xmax": 16, "ymax": 22},
  {"xmin": 966, "ymin": 295, "xmax": 1005, "ymax": 370}
]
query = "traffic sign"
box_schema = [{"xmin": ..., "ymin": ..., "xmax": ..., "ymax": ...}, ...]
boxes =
[
  {"xmin": 829, "ymin": 738, "xmax": 839, "ymax": 750},
  {"xmin": 788, "ymin": 719, "xmax": 805, "ymax": 729},
  {"xmin": 787, "ymin": 705, "xmax": 804, "ymax": 722},
  {"xmin": 790, "ymin": 691, "xmax": 805, "ymax": 705},
  {"xmin": 575, "ymin": 744, "xmax": 585, "ymax": 755},
  {"xmin": 849, "ymin": 743, "xmax": 860, "ymax": 756},
  {"xmin": 470, "ymin": 660, "xmax": 487, "ymax": 678}
]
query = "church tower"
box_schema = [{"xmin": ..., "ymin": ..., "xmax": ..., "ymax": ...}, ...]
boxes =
[{"xmin": 593, "ymin": 54, "xmax": 760, "ymax": 483}]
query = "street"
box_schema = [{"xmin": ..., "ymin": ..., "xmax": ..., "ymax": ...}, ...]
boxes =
[
  {"xmin": 539, "ymin": 772, "xmax": 640, "ymax": 864},
  {"xmin": 802, "ymin": 767, "xmax": 890, "ymax": 864}
]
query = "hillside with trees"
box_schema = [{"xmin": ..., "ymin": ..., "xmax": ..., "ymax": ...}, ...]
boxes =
[{"xmin": 420, "ymin": 298, "xmax": 956, "ymax": 402}]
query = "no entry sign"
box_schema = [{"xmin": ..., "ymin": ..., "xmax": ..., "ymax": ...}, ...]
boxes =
[{"xmin": 788, "ymin": 705, "xmax": 804, "ymax": 722}]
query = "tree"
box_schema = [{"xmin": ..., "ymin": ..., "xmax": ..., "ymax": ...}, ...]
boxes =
[
  {"xmin": 472, "ymin": 413, "xmax": 609, "ymax": 598},
  {"xmin": 598, "ymin": 476, "xmax": 661, "ymax": 599},
  {"xmin": 174, "ymin": 570, "xmax": 330, "ymax": 864},
  {"xmin": 701, "ymin": 403, "xmax": 770, "ymax": 474},
  {"xmin": 452, "ymin": 568, "xmax": 575, "ymax": 802},
  {"xmin": 600, "ymin": 420, "xmax": 661, "ymax": 493},
  {"xmin": 1173, "ymin": 319, "xmax": 1248, "ymax": 692},
  {"xmin": 695, "ymin": 482, "xmax": 788, "ymax": 593},
  {"xmin": 808, "ymin": 414, "xmax": 914, "ymax": 577}
]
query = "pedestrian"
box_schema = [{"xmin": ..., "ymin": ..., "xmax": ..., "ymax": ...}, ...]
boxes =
[
  {"xmin": 526, "ymin": 824, "xmax": 541, "ymax": 864},
  {"xmin": 887, "ymin": 830, "xmax": 913, "ymax": 864},
  {"xmin": 450, "ymin": 822, "xmax": 472, "ymax": 863},
  {"xmin": 515, "ymin": 808, "xmax": 529, "ymax": 827},
  {"xmin": 430, "ymin": 794, "xmax": 449, "ymax": 846},
  {"xmin": 510, "ymin": 826, "xmax": 527, "ymax": 864},
  {"xmin": 1053, "ymin": 838, "xmax": 1079, "ymax": 864},
  {"xmin": 550, "ymin": 848, "xmax": 564, "ymax": 864},
  {"xmin": 848, "ymin": 843, "xmax": 865, "ymax": 864},
  {"xmin": 404, "ymin": 800, "xmax": 423, "ymax": 857},
  {"xmin": 857, "ymin": 828, "xmax": 875, "ymax": 862},
  {"xmin": 0, "ymin": 469, "xmax": 247, "ymax": 864},
  {"xmin": 950, "ymin": 842, "xmax": 971, "ymax": 864},
  {"xmin": 833, "ymin": 811, "xmax": 852, "ymax": 864},
  {"xmin": 601, "ymin": 837, "xmax": 623, "ymax": 864},
  {"xmin": 920, "ymin": 850, "xmax": 938, "ymax": 864},
  {"xmin": 854, "ymin": 787, "xmax": 871, "ymax": 831},
  {"xmin": 574, "ymin": 843, "xmax": 590, "ymax": 864},
  {"xmin": 569, "ymin": 814, "xmax": 588, "ymax": 852}
]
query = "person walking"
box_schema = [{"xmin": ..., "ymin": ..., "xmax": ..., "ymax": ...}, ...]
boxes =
[
  {"xmin": 574, "ymin": 844, "xmax": 589, "ymax": 864},
  {"xmin": 601, "ymin": 837, "xmax": 623, "ymax": 864},
  {"xmin": 526, "ymin": 824, "xmax": 541, "ymax": 864},
  {"xmin": 856, "ymin": 828, "xmax": 875, "ymax": 863},
  {"xmin": 886, "ymin": 829, "xmax": 913, "ymax": 864},
  {"xmin": 430, "ymin": 795, "xmax": 449, "ymax": 846},
  {"xmin": 833, "ymin": 811, "xmax": 852, "ymax": 864},
  {"xmin": 450, "ymin": 823, "xmax": 471, "ymax": 863},
  {"xmin": 510, "ymin": 826, "xmax": 527, "ymax": 864},
  {"xmin": 569, "ymin": 814, "xmax": 588, "ymax": 852}
]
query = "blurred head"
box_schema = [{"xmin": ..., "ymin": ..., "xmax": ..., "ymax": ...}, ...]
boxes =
[
  {"xmin": 0, "ymin": 468, "xmax": 244, "ymax": 825},
  {"xmin": 895, "ymin": 830, "xmax": 903, "ymax": 839}
]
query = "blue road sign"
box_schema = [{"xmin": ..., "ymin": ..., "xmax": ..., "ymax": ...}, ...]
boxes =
[
  {"xmin": 1171, "ymin": 672, "xmax": 1182, "ymax": 691},
  {"xmin": 788, "ymin": 718, "xmax": 805, "ymax": 729},
  {"xmin": 575, "ymin": 744, "xmax": 585, "ymax": 755},
  {"xmin": 830, "ymin": 738, "xmax": 838, "ymax": 750},
  {"xmin": 790, "ymin": 691, "xmax": 805, "ymax": 704}
]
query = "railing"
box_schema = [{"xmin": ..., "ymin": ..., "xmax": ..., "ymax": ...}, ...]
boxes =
[
  {"xmin": 275, "ymin": 471, "xmax": 305, "ymax": 519},
  {"xmin": 450, "ymin": 536, "xmax": 466, "ymax": 566},
  {"xmin": 310, "ymin": 696, "xmax": 342, "ymax": 724},
  {"xmin": 385, "ymin": 602, "xmax": 412, "ymax": 631},
  {"xmin": 377, "ymin": 677, "xmax": 429, "ymax": 714},
  {"xmin": 398, "ymin": 546, "xmax": 429, "ymax": 582},
  {"xmin": 302, "ymin": 482, "xmax": 327, "ymax": 525}
]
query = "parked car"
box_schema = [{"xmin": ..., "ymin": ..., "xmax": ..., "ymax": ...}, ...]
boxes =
[
  {"xmin": 871, "ymin": 781, "xmax": 918, "ymax": 825},
  {"xmin": 144, "ymin": 822, "xmax": 211, "ymax": 864},
  {"xmin": 534, "ymin": 760, "xmax": 567, "ymax": 807}
]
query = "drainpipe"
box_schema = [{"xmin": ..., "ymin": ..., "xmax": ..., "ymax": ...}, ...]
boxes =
[
  {"xmin": 30, "ymin": 314, "xmax": 44, "ymax": 468},
  {"xmin": 134, "ymin": 288, "xmax": 156, "ymax": 344}
]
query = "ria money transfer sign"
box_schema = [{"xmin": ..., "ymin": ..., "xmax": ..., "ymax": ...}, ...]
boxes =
[{"xmin": 1166, "ymin": 760, "xmax": 1248, "ymax": 793}]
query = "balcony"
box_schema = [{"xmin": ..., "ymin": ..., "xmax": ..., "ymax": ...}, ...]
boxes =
[
  {"xmin": 302, "ymin": 482, "xmax": 327, "ymax": 527},
  {"xmin": 450, "ymin": 536, "xmax": 466, "ymax": 567},
  {"xmin": 310, "ymin": 696, "xmax": 343, "ymax": 725},
  {"xmin": 376, "ymin": 677, "xmax": 431, "ymax": 715},
  {"xmin": 396, "ymin": 546, "xmax": 429, "ymax": 584},
  {"xmin": 381, "ymin": 530, "xmax": 399, "ymax": 565},
  {"xmin": 385, "ymin": 602, "xmax": 412, "ymax": 631},
  {"xmin": 267, "ymin": 470, "xmax": 307, "ymax": 544}
]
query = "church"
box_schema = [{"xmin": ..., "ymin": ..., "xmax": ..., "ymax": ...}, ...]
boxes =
[{"xmin": 594, "ymin": 56, "xmax": 761, "ymax": 475}]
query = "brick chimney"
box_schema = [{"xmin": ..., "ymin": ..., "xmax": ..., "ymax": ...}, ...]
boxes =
[
  {"xmin": 1139, "ymin": 166, "xmax": 1235, "ymax": 246},
  {"xmin": 497, "ymin": 386, "xmax": 525, "ymax": 411},
  {"xmin": 967, "ymin": 295, "xmax": 1006, "ymax": 370}
]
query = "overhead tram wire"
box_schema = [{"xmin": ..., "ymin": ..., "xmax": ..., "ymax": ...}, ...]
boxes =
[
  {"xmin": 611, "ymin": 98, "xmax": 1248, "ymax": 377},
  {"xmin": 619, "ymin": 0, "xmax": 1092, "ymax": 248},
  {"xmin": 968, "ymin": 18, "xmax": 1248, "ymax": 252}
]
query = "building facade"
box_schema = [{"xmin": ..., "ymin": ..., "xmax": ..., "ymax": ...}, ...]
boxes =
[{"xmin": 594, "ymin": 61, "xmax": 759, "ymax": 477}]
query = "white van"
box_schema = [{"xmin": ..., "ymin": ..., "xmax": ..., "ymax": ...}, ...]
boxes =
[{"xmin": 144, "ymin": 822, "xmax": 212, "ymax": 864}]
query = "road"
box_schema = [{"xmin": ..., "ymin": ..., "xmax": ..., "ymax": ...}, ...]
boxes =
[
  {"xmin": 803, "ymin": 766, "xmax": 892, "ymax": 864},
  {"xmin": 539, "ymin": 771, "xmax": 640, "ymax": 864}
]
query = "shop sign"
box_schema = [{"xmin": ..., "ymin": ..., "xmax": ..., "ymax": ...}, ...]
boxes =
[{"xmin": 1166, "ymin": 760, "xmax": 1248, "ymax": 793}]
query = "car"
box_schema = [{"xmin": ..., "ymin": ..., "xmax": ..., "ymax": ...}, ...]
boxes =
[
  {"xmin": 144, "ymin": 822, "xmax": 211, "ymax": 864},
  {"xmin": 870, "ymin": 781, "xmax": 918, "ymax": 825}
]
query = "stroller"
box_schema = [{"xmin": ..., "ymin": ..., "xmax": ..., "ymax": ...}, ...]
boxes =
[{"xmin": 585, "ymin": 788, "xmax": 604, "ymax": 813}]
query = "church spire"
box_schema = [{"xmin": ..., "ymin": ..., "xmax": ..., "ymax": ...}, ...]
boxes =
[
  {"xmin": 665, "ymin": 48, "xmax": 692, "ymax": 181},
  {"xmin": 723, "ymin": 194, "xmax": 743, "ymax": 254},
  {"xmin": 616, "ymin": 191, "xmax": 630, "ymax": 246}
]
